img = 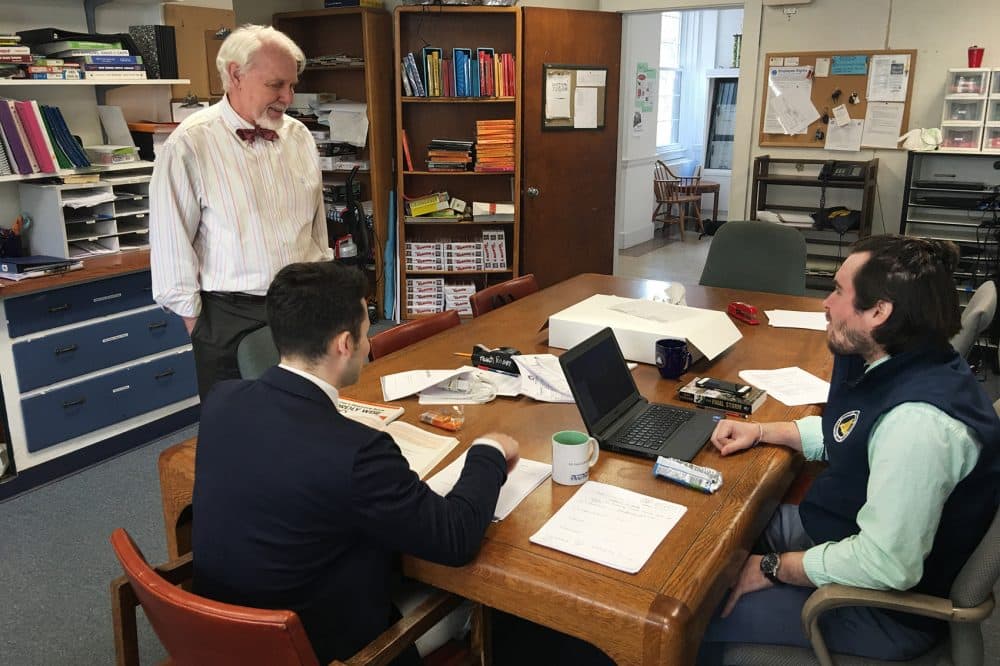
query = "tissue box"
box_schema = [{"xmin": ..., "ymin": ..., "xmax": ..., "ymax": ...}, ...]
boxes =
[{"xmin": 548, "ymin": 294, "xmax": 741, "ymax": 365}]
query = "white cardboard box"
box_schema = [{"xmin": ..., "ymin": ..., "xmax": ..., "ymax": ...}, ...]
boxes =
[{"xmin": 548, "ymin": 294, "xmax": 742, "ymax": 364}]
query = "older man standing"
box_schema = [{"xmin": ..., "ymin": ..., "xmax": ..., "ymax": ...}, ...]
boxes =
[{"xmin": 150, "ymin": 24, "xmax": 332, "ymax": 398}]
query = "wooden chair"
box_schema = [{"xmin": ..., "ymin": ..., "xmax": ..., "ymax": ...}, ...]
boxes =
[
  {"xmin": 110, "ymin": 528, "xmax": 465, "ymax": 666},
  {"xmin": 469, "ymin": 274, "xmax": 539, "ymax": 318},
  {"xmin": 368, "ymin": 310, "xmax": 461, "ymax": 361},
  {"xmin": 652, "ymin": 160, "xmax": 704, "ymax": 240}
]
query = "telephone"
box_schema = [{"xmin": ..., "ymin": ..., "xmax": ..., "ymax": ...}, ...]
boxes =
[{"xmin": 818, "ymin": 161, "xmax": 866, "ymax": 182}]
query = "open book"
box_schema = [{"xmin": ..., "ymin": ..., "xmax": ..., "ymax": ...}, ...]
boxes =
[{"xmin": 346, "ymin": 411, "xmax": 458, "ymax": 479}]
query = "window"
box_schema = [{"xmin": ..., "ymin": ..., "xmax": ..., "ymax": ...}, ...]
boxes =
[{"xmin": 657, "ymin": 12, "xmax": 683, "ymax": 148}]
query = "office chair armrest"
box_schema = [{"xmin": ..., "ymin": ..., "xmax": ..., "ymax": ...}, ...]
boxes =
[
  {"xmin": 802, "ymin": 584, "xmax": 996, "ymax": 666},
  {"xmin": 110, "ymin": 553, "xmax": 194, "ymax": 666},
  {"xmin": 334, "ymin": 590, "xmax": 464, "ymax": 666}
]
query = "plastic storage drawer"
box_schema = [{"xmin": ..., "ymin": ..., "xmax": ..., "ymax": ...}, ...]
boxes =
[
  {"xmin": 20, "ymin": 350, "xmax": 197, "ymax": 453},
  {"xmin": 5, "ymin": 271, "xmax": 154, "ymax": 338},
  {"xmin": 12, "ymin": 309, "xmax": 189, "ymax": 392}
]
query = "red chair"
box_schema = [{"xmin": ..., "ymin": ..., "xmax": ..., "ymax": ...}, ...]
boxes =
[
  {"xmin": 109, "ymin": 528, "xmax": 463, "ymax": 666},
  {"xmin": 469, "ymin": 274, "xmax": 539, "ymax": 318},
  {"xmin": 368, "ymin": 310, "xmax": 461, "ymax": 361}
]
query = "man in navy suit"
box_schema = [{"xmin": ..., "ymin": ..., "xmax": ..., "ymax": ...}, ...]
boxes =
[{"xmin": 192, "ymin": 261, "xmax": 518, "ymax": 664}]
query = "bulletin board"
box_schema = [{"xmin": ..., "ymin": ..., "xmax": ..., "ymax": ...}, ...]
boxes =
[
  {"xmin": 542, "ymin": 64, "xmax": 608, "ymax": 130},
  {"xmin": 758, "ymin": 49, "xmax": 917, "ymax": 149}
]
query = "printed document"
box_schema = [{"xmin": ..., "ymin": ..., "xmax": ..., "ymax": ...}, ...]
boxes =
[
  {"xmin": 739, "ymin": 367, "xmax": 830, "ymax": 406},
  {"xmin": 867, "ymin": 54, "xmax": 910, "ymax": 102},
  {"xmin": 529, "ymin": 481, "xmax": 687, "ymax": 574},
  {"xmin": 861, "ymin": 102, "xmax": 905, "ymax": 149},
  {"xmin": 512, "ymin": 354, "xmax": 574, "ymax": 403},
  {"xmin": 764, "ymin": 310, "xmax": 828, "ymax": 331},
  {"xmin": 545, "ymin": 72, "xmax": 571, "ymax": 119},
  {"xmin": 763, "ymin": 66, "xmax": 818, "ymax": 135},
  {"xmin": 428, "ymin": 455, "xmax": 552, "ymax": 520},
  {"xmin": 825, "ymin": 119, "xmax": 864, "ymax": 152}
]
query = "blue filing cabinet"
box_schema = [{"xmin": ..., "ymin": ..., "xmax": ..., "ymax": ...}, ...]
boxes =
[{"xmin": 0, "ymin": 267, "xmax": 198, "ymax": 486}]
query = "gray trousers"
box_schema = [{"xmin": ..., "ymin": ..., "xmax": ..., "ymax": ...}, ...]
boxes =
[
  {"xmin": 191, "ymin": 292, "xmax": 267, "ymax": 399},
  {"xmin": 697, "ymin": 504, "xmax": 939, "ymax": 664}
]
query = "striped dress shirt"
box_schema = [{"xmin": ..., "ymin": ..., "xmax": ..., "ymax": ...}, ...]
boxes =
[{"xmin": 149, "ymin": 95, "xmax": 333, "ymax": 318}]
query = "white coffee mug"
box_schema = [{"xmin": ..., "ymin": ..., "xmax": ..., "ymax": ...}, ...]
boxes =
[{"xmin": 551, "ymin": 430, "xmax": 600, "ymax": 485}]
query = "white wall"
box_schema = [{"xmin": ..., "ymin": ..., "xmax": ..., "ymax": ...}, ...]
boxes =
[{"xmin": 715, "ymin": 7, "xmax": 741, "ymax": 69}]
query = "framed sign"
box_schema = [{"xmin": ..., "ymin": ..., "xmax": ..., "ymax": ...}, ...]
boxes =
[{"xmin": 543, "ymin": 64, "xmax": 608, "ymax": 130}]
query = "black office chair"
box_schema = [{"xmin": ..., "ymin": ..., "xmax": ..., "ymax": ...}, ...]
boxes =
[
  {"xmin": 236, "ymin": 326, "xmax": 279, "ymax": 380},
  {"xmin": 699, "ymin": 220, "xmax": 807, "ymax": 296}
]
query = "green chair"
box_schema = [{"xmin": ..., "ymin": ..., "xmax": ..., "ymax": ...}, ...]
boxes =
[
  {"xmin": 699, "ymin": 221, "xmax": 807, "ymax": 296},
  {"xmin": 236, "ymin": 326, "xmax": 279, "ymax": 380}
]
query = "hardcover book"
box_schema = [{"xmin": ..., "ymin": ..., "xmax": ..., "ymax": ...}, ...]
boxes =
[{"xmin": 677, "ymin": 377, "xmax": 767, "ymax": 414}]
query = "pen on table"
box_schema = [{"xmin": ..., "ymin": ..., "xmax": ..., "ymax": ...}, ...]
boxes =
[
  {"xmin": 725, "ymin": 412, "xmax": 749, "ymax": 419},
  {"xmin": 453, "ymin": 352, "xmax": 473, "ymax": 358}
]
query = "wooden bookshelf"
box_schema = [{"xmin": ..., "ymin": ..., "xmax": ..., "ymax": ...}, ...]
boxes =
[
  {"xmin": 274, "ymin": 6, "xmax": 394, "ymax": 312},
  {"xmin": 394, "ymin": 5, "xmax": 522, "ymax": 319}
]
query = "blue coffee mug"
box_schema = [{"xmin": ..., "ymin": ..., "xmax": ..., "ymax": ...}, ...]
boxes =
[{"xmin": 655, "ymin": 338, "xmax": 692, "ymax": 379}]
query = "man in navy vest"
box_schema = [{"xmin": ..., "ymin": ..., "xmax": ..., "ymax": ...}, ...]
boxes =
[{"xmin": 698, "ymin": 235, "xmax": 1000, "ymax": 662}]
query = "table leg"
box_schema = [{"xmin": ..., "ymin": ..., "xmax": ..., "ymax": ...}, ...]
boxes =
[{"xmin": 712, "ymin": 188, "xmax": 720, "ymax": 223}]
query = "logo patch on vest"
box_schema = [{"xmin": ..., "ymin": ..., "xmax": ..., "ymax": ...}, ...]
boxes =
[{"xmin": 833, "ymin": 410, "xmax": 860, "ymax": 443}]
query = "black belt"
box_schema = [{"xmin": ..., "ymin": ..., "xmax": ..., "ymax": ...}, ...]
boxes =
[{"xmin": 205, "ymin": 291, "xmax": 267, "ymax": 305}]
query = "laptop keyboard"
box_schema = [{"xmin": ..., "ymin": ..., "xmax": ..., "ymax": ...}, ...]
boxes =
[{"xmin": 610, "ymin": 404, "xmax": 693, "ymax": 450}]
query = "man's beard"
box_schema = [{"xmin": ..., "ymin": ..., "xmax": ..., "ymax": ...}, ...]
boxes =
[
  {"xmin": 255, "ymin": 107, "xmax": 286, "ymax": 130},
  {"xmin": 827, "ymin": 322, "xmax": 878, "ymax": 358}
]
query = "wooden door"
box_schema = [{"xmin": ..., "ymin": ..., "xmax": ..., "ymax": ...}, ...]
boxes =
[{"xmin": 520, "ymin": 8, "xmax": 621, "ymax": 289}]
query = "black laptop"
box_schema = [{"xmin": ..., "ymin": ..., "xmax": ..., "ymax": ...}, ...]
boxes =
[{"xmin": 559, "ymin": 327, "xmax": 717, "ymax": 462}]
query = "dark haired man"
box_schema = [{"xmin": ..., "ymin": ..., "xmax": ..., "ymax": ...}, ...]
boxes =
[
  {"xmin": 699, "ymin": 236, "xmax": 1000, "ymax": 662},
  {"xmin": 191, "ymin": 261, "xmax": 518, "ymax": 665}
]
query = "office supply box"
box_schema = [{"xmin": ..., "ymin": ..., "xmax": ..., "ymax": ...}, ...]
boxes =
[{"xmin": 548, "ymin": 294, "xmax": 742, "ymax": 365}]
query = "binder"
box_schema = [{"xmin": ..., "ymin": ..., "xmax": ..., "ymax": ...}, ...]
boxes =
[
  {"xmin": 0, "ymin": 255, "xmax": 76, "ymax": 274},
  {"xmin": 477, "ymin": 48, "xmax": 494, "ymax": 97},
  {"xmin": 13, "ymin": 101, "xmax": 53, "ymax": 172},
  {"xmin": 421, "ymin": 47, "xmax": 442, "ymax": 97},
  {"xmin": 128, "ymin": 25, "xmax": 178, "ymax": 79},
  {"xmin": 453, "ymin": 48, "xmax": 472, "ymax": 98},
  {"xmin": 37, "ymin": 105, "xmax": 71, "ymax": 169},
  {"xmin": 0, "ymin": 130, "xmax": 11, "ymax": 176},
  {"xmin": 0, "ymin": 104, "xmax": 29, "ymax": 174}
]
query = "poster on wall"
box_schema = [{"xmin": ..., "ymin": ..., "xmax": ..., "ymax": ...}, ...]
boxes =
[{"xmin": 633, "ymin": 62, "xmax": 656, "ymax": 136}]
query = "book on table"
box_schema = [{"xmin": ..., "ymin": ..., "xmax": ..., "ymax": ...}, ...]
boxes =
[
  {"xmin": 338, "ymin": 397, "xmax": 405, "ymax": 423},
  {"xmin": 344, "ymin": 410, "xmax": 458, "ymax": 479},
  {"xmin": 677, "ymin": 377, "xmax": 767, "ymax": 415}
]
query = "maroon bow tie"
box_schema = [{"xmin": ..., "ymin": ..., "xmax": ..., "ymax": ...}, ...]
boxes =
[{"xmin": 236, "ymin": 126, "xmax": 278, "ymax": 143}]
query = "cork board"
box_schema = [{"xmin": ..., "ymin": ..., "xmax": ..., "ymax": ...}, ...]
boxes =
[
  {"xmin": 542, "ymin": 64, "xmax": 608, "ymax": 130},
  {"xmin": 758, "ymin": 49, "xmax": 917, "ymax": 149},
  {"xmin": 163, "ymin": 3, "xmax": 235, "ymax": 100}
]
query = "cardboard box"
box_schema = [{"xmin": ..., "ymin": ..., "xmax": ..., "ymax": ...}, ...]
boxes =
[{"xmin": 547, "ymin": 294, "xmax": 742, "ymax": 365}]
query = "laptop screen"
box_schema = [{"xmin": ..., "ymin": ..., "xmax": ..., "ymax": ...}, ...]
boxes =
[{"xmin": 559, "ymin": 328, "xmax": 641, "ymax": 435}]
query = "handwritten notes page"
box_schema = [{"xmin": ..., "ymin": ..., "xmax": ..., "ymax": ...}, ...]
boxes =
[
  {"xmin": 529, "ymin": 482, "xmax": 687, "ymax": 574},
  {"xmin": 428, "ymin": 454, "xmax": 552, "ymax": 520}
]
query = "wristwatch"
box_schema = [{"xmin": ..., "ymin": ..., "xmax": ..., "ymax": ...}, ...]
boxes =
[{"xmin": 760, "ymin": 552, "xmax": 783, "ymax": 585}]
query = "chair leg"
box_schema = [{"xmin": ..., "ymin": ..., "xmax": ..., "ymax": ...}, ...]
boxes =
[
  {"xmin": 470, "ymin": 605, "xmax": 492, "ymax": 666},
  {"xmin": 692, "ymin": 203, "xmax": 704, "ymax": 235},
  {"xmin": 678, "ymin": 207, "xmax": 686, "ymax": 241},
  {"xmin": 111, "ymin": 575, "xmax": 141, "ymax": 666}
]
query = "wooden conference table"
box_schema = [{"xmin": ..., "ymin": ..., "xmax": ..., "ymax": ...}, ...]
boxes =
[{"xmin": 157, "ymin": 273, "xmax": 830, "ymax": 665}]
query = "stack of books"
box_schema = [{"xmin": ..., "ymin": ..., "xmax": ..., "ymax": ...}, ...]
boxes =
[
  {"xmin": 0, "ymin": 35, "xmax": 32, "ymax": 79},
  {"xmin": 474, "ymin": 119, "xmax": 514, "ymax": 172},
  {"xmin": 426, "ymin": 139, "xmax": 472, "ymax": 172},
  {"xmin": 0, "ymin": 100, "xmax": 91, "ymax": 174}
]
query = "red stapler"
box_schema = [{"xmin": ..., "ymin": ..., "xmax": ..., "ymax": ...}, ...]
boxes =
[{"xmin": 727, "ymin": 301, "xmax": 760, "ymax": 325}]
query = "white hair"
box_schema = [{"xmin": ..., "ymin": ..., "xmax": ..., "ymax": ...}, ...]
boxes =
[{"xmin": 216, "ymin": 24, "xmax": 306, "ymax": 92}]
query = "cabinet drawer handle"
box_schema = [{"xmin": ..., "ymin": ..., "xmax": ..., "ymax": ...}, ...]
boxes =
[
  {"xmin": 148, "ymin": 321, "xmax": 168, "ymax": 330},
  {"xmin": 62, "ymin": 397, "xmax": 86, "ymax": 408},
  {"xmin": 48, "ymin": 304, "xmax": 71, "ymax": 313},
  {"xmin": 54, "ymin": 344, "xmax": 78, "ymax": 355},
  {"xmin": 155, "ymin": 369, "xmax": 175, "ymax": 380}
]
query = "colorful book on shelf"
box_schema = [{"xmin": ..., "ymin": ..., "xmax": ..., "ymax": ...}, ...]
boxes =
[
  {"xmin": 13, "ymin": 100, "xmax": 56, "ymax": 173},
  {"xmin": 34, "ymin": 40, "xmax": 122, "ymax": 56},
  {"xmin": 401, "ymin": 129, "xmax": 414, "ymax": 171},
  {"xmin": 0, "ymin": 100, "xmax": 36, "ymax": 174},
  {"xmin": 0, "ymin": 130, "xmax": 11, "ymax": 176}
]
